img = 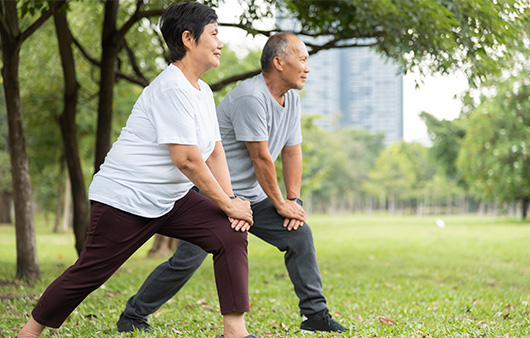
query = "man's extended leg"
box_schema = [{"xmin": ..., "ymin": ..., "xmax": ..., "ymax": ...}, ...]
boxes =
[
  {"xmin": 249, "ymin": 198, "xmax": 348, "ymax": 332},
  {"xmin": 118, "ymin": 240, "xmax": 208, "ymax": 332}
]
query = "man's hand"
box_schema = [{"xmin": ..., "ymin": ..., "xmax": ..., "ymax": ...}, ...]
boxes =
[{"xmin": 276, "ymin": 199, "xmax": 305, "ymax": 231}]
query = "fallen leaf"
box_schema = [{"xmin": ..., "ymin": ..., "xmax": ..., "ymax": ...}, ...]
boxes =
[{"xmin": 378, "ymin": 316, "xmax": 397, "ymax": 325}]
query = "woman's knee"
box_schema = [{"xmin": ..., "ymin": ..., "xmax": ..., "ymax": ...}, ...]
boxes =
[{"xmin": 222, "ymin": 230, "xmax": 248, "ymax": 250}]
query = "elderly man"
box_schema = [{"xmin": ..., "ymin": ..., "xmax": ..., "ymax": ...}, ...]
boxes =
[{"xmin": 117, "ymin": 33, "xmax": 348, "ymax": 334}]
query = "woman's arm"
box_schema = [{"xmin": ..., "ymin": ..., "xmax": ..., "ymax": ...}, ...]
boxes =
[
  {"xmin": 205, "ymin": 141, "xmax": 251, "ymax": 231},
  {"xmin": 168, "ymin": 143, "xmax": 253, "ymax": 227},
  {"xmin": 205, "ymin": 141, "xmax": 233, "ymax": 196}
]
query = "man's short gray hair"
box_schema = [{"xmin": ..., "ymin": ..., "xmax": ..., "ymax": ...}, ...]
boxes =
[{"xmin": 260, "ymin": 32, "xmax": 295, "ymax": 72}]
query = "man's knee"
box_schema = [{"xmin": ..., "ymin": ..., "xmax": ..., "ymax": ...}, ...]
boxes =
[
  {"xmin": 167, "ymin": 243, "xmax": 208, "ymax": 270},
  {"xmin": 286, "ymin": 223, "xmax": 315, "ymax": 250}
]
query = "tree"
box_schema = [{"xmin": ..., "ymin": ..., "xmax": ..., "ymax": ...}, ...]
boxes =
[
  {"xmin": 0, "ymin": 0, "xmax": 68, "ymax": 280},
  {"xmin": 54, "ymin": 6, "xmax": 90, "ymax": 254},
  {"xmin": 364, "ymin": 142, "xmax": 434, "ymax": 213},
  {"xmin": 301, "ymin": 125, "xmax": 384, "ymax": 213},
  {"xmin": 457, "ymin": 72, "xmax": 530, "ymax": 218}
]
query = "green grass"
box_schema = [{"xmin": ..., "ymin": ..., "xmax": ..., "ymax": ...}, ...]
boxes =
[{"xmin": 1, "ymin": 214, "xmax": 530, "ymax": 337}]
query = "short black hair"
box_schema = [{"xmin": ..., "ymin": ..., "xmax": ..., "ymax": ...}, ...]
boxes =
[
  {"xmin": 160, "ymin": 2, "xmax": 218, "ymax": 62},
  {"xmin": 260, "ymin": 32, "xmax": 294, "ymax": 72}
]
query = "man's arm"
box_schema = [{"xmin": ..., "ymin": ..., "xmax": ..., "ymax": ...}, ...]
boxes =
[
  {"xmin": 281, "ymin": 143, "xmax": 305, "ymax": 230},
  {"xmin": 246, "ymin": 141, "xmax": 305, "ymax": 230},
  {"xmin": 168, "ymin": 143, "xmax": 253, "ymax": 228},
  {"xmin": 281, "ymin": 144, "xmax": 303, "ymax": 199}
]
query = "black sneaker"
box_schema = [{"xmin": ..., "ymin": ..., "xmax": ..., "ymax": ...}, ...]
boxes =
[
  {"xmin": 300, "ymin": 308, "xmax": 349, "ymax": 333},
  {"xmin": 116, "ymin": 313, "xmax": 152, "ymax": 332}
]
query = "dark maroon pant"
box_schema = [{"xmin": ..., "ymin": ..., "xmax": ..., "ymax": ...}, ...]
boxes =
[{"xmin": 32, "ymin": 189, "xmax": 249, "ymax": 328}]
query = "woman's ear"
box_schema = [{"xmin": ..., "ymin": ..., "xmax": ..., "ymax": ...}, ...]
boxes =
[{"xmin": 181, "ymin": 30, "xmax": 195, "ymax": 50}]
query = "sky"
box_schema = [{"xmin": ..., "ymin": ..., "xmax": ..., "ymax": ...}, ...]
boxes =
[{"xmin": 215, "ymin": 2, "xmax": 469, "ymax": 145}]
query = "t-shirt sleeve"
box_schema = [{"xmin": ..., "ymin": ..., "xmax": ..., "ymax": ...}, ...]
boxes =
[
  {"xmin": 231, "ymin": 95, "xmax": 269, "ymax": 142},
  {"xmin": 150, "ymin": 87, "xmax": 197, "ymax": 145},
  {"xmin": 286, "ymin": 94, "xmax": 303, "ymax": 146}
]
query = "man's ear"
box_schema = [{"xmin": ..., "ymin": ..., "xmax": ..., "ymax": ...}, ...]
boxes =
[
  {"xmin": 181, "ymin": 30, "xmax": 195, "ymax": 50},
  {"xmin": 272, "ymin": 56, "xmax": 283, "ymax": 71}
]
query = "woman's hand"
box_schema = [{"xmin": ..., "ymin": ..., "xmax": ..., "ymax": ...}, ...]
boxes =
[
  {"xmin": 225, "ymin": 198, "xmax": 253, "ymax": 228},
  {"xmin": 229, "ymin": 217, "xmax": 252, "ymax": 232}
]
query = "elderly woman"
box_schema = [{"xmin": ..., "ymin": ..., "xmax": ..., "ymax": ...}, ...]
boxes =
[{"xmin": 17, "ymin": 3, "xmax": 258, "ymax": 338}]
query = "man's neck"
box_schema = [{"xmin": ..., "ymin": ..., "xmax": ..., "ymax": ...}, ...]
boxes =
[{"xmin": 263, "ymin": 72, "xmax": 289, "ymax": 106}]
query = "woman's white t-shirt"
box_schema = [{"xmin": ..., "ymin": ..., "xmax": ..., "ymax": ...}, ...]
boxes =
[{"xmin": 89, "ymin": 64, "xmax": 221, "ymax": 218}]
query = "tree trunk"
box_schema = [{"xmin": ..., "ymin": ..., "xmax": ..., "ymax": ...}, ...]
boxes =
[
  {"xmin": 62, "ymin": 174, "xmax": 72, "ymax": 233},
  {"xmin": 94, "ymin": 0, "xmax": 120, "ymax": 172},
  {"xmin": 54, "ymin": 8, "xmax": 90, "ymax": 255},
  {"xmin": 148, "ymin": 235, "xmax": 179, "ymax": 258},
  {"xmin": 53, "ymin": 169, "xmax": 65, "ymax": 233},
  {"xmin": 0, "ymin": 0, "xmax": 40, "ymax": 280},
  {"xmin": 0, "ymin": 191, "xmax": 12, "ymax": 224},
  {"xmin": 522, "ymin": 197, "xmax": 529, "ymax": 220}
]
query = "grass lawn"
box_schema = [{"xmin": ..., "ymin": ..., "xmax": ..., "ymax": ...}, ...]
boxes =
[{"xmin": 1, "ymin": 214, "xmax": 530, "ymax": 337}]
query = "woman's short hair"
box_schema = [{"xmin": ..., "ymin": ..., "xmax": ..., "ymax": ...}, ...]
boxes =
[
  {"xmin": 160, "ymin": 2, "xmax": 218, "ymax": 62},
  {"xmin": 260, "ymin": 32, "xmax": 294, "ymax": 72}
]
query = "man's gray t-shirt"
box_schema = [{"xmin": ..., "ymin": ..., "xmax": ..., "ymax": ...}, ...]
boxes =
[{"xmin": 217, "ymin": 73, "xmax": 302, "ymax": 203}]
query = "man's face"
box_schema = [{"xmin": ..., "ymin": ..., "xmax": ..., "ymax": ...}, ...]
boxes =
[{"xmin": 282, "ymin": 37, "xmax": 310, "ymax": 90}]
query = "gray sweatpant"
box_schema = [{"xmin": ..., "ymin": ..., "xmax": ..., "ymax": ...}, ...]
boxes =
[{"xmin": 122, "ymin": 197, "xmax": 327, "ymax": 320}]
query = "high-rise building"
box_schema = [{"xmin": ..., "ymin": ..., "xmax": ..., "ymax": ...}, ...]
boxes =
[{"xmin": 302, "ymin": 47, "xmax": 403, "ymax": 145}]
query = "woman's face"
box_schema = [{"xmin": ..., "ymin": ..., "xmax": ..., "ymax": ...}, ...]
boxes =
[{"xmin": 191, "ymin": 22, "xmax": 223, "ymax": 71}]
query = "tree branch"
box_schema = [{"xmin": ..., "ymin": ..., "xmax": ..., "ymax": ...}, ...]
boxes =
[
  {"xmin": 0, "ymin": 0, "xmax": 18, "ymax": 43},
  {"xmin": 73, "ymin": 35, "xmax": 148, "ymax": 87},
  {"xmin": 306, "ymin": 39, "xmax": 378, "ymax": 55},
  {"xmin": 122, "ymin": 38, "xmax": 149, "ymax": 84},
  {"xmin": 116, "ymin": 70, "xmax": 149, "ymax": 87},
  {"xmin": 208, "ymin": 34, "xmax": 378, "ymax": 92},
  {"xmin": 21, "ymin": 0, "xmax": 68, "ymax": 43},
  {"xmin": 219, "ymin": 22, "xmax": 384, "ymax": 40},
  {"xmin": 116, "ymin": 0, "xmax": 164, "ymax": 42},
  {"xmin": 209, "ymin": 69, "xmax": 262, "ymax": 92},
  {"xmin": 72, "ymin": 36, "xmax": 99, "ymax": 66},
  {"xmin": 0, "ymin": 2, "xmax": 11, "ymax": 38}
]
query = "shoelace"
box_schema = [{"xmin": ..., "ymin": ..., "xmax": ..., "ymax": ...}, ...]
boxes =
[{"xmin": 319, "ymin": 308, "xmax": 332, "ymax": 325}]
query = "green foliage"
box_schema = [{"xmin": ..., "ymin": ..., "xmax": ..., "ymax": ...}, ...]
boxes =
[
  {"xmin": 421, "ymin": 111, "xmax": 467, "ymax": 180},
  {"xmin": 365, "ymin": 141, "xmax": 435, "ymax": 203},
  {"xmin": 202, "ymin": 46, "xmax": 262, "ymax": 103},
  {"xmin": 301, "ymin": 123, "xmax": 385, "ymax": 204},
  {"xmin": 457, "ymin": 71, "xmax": 530, "ymax": 204},
  {"xmin": 0, "ymin": 151, "xmax": 12, "ymax": 193},
  {"xmin": 2, "ymin": 214, "xmax": 530, "ymax": 337},
  {"xmin": 19, "ymin": 0, "xmax": 53, "ymax": 19},
  {"xmin": 277, "ymin": 0, "xmax": 529, "ymax": 85}
]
